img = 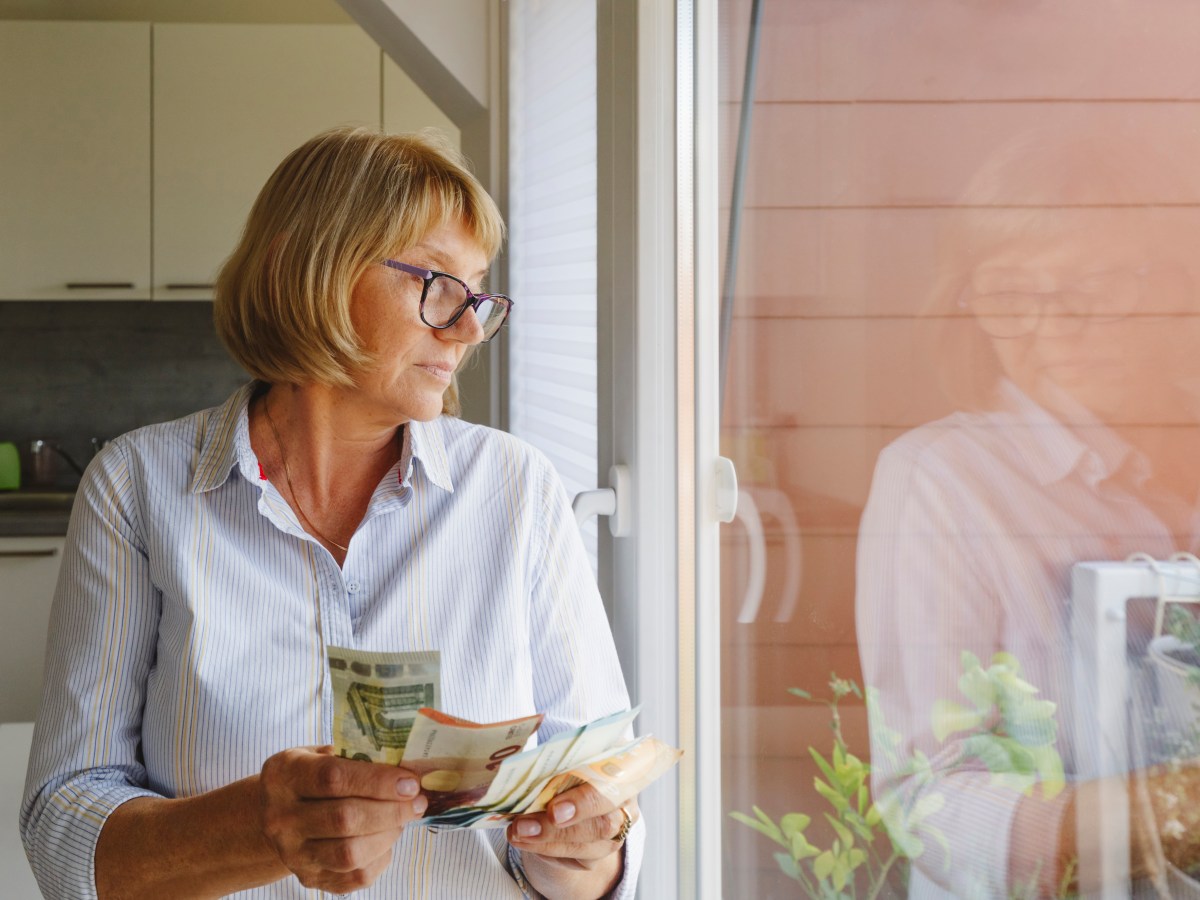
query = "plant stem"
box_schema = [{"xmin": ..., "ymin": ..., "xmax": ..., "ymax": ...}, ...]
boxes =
[{"xmin": 865, "ymin": 852, "xmax": 901, "ymax": 900}]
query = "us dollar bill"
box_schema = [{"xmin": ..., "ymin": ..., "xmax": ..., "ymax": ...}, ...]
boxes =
[{"xmin": 327, "ymin": 646, "xmax": 440, "ymax": 765}]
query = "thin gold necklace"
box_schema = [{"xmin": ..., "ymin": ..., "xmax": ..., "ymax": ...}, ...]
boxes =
[{"xmin": 262, "ymin": 395, "xmax": 351, "ymax": 553}]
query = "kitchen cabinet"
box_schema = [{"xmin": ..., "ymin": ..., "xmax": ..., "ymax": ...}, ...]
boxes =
[
  {"xmin": 153, "ymin": 24, "xmax": 381, "ymax": 300},
  {"xmin": 0, "ymin": 536, "xmax": 64, "ymax": 722},
  {"xmin": 0, "ymin": 22, "xmax": 151, "ymax": 301}
]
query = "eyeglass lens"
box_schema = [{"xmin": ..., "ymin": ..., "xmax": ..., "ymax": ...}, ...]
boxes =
[
  {"xmin": 966, "ymin": 267, "xmax": 1143, "ymax": 338},
  {"xmin": 423, "ymin": 274, "xmax": 509, "ymax": 338}
]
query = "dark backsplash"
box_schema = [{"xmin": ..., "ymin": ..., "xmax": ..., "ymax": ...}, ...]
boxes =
[{"xmin": 0, "ymin": 301, "xmax": 248, "ymax": 487}]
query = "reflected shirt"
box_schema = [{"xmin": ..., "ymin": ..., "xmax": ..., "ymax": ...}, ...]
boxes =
[
  {"xmin": 856, "ymin": 379, "xmax": 1192, "ymax": 899},
  {"xmin": 22, "ymin": 382, "xmax": 643, "ymax": 900}
]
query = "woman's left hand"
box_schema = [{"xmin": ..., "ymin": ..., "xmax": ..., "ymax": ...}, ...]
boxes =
[{"xmin": 506, "ymin": 785, "xmax": 636, "ymax": 893}]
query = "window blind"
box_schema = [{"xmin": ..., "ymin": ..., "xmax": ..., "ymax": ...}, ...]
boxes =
[{"xmin": 507, "ymin": 0, "xmax": 599, "ymax": 567}]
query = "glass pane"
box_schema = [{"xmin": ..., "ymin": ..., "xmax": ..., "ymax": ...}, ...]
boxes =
[{"xmin": 717, "ymin": 2, "xmax": 1200, "ymax": 896}]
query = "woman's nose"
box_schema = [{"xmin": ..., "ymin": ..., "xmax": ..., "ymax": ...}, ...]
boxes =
[
  {"xmin": 1032, "ymin": 293, "xmax": 1088, "ymax": 337},
  {"xmin": 443, "ymin": 304, "xmax": 486, "ymax": 344}
]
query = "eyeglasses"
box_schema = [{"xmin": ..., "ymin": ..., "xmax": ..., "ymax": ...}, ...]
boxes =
[
  {"xmin": 958, "ymin": 265, "xmax": 1149, "ymax": 339},
  {"xmin": 381, "ymin": 260, "xmax": 513, "ymax": 342}
]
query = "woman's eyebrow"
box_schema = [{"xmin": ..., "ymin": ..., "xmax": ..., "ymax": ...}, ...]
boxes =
[{"xmin": 411, "ymin": 245, "xmax": 487, "ymax": 282}]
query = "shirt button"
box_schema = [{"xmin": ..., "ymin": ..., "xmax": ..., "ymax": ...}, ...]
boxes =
[{"xmin": 347, "ymin": 582, "xmax": 360, "ymax": 594}]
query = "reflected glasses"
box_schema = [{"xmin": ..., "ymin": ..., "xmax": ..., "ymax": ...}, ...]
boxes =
[
  {"xmin": 381, "ymin": 260, "xmax": 513, "ymax": 342},
  {"xmin": 958, "ymin": 265, "xmax": 1149, "ymax": 339}
]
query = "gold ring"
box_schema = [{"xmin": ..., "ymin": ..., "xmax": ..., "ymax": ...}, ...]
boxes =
[{"xmin": 611, "ymin": 805, "xmax": 634, "ymax": 844}]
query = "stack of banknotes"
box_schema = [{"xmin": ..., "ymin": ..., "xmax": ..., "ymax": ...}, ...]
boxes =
[{"xmin": 328, "ymin": 646, "xmax": 681, "ymax": 830}]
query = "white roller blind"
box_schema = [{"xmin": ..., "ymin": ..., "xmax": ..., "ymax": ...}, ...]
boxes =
[{"xmin": 507, "ymin": 0, "xmax": 598, "ymax": 566}]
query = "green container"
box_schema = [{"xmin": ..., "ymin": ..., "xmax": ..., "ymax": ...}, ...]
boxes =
[{"xmin": 0, "ymin": 442, "xmax": 19, "ymax": 490}]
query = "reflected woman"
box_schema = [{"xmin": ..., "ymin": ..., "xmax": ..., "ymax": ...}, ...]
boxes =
[{"xmin": 856, "ymin": 123, "xmax": 1200, "ymax": 897}]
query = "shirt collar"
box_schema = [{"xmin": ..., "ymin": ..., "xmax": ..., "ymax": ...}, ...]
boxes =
[
  {"xmin": 190, "ymin": 382, "xmax": 456, "ymax": 495},
  {"xmin": 403, "ymin": 418, "xmax": 455, "ymax": 493},
  {"xmin": 991, "ymin": 378, "xmax": 1148, "ymax": 488}
]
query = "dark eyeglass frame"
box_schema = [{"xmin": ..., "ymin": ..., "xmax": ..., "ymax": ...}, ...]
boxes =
[{"xmin": 381, "ymin": 259, "xmax": 513, "ymax": 342}]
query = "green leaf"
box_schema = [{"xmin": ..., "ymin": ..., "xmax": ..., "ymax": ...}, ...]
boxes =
[
  {"xmin": 864, "ymin": 803, "xmax": 882, "ymax": 828},
  {"xmin": 958, "ymin": 660, "xmax": 995, "ymax": 710},
  {"xmin": 832, "ymin": 853, "xmax": 849, "ymax": 892},
  {"xmin": 848, "ymin": 847, "xmax": 867, "ymax": 869},
  {"xmin": 773, "ymin": 851, "xmax": 805, "ymax": 883},
  {"xmin": 780, "ymin": 812, "xmax": 812, "ymax": 839},
  {"xmin": 814, "ymin": 777, "xmax": 850, "ymax": 813},
  {"xmin": 729, "ymin": 809, "xmax": 786, "ymax": 847},
  {"xmin": 992, "ymin": 667, "xmax": 1038, "ymax": 696},
  {"xmin": 910, "ymin": 792, "xmax": 946, "ymax": 824},
  {"xmin": 813, "ymin": 850, "xmax": 835, "ymax": 881},
  {"xmin": 788, "ymin": 687, "xmax": 812, "ymax": 700},
  {"xmin": 847, "ymin": 815, "xmax": 874, "ymax": 843},
  {"xmin": 991, "ymin": 650, "xmax": 1021, "ymax": 672},
  {"xmin": 824, "ymin": 813, "xmax": 855, "ymax": 849},
  {"xmin": 791, "ymin": 831, "xmax": 822, "ymax": 861},
  {"xmin": 1004, "ymin": 715, "xmax": 1056, "ymax": 747},
  {"xmin": 809, "ymin": 747, "xmax": 838, "ymax": 786},
  {"xmin": 931, "ymin": 699, "xmax": 984, "ymax": 742},
  {"xmin": 1030, "ymin": 744, "xmax": 1066, "ymax": 800},
  {"xmin": 962, "ymin": 733, "xmax": 1034, "ymax": 774},
  {"xmin": 888, "ymin": 828, "xmax": 925, "ymax": 860}
]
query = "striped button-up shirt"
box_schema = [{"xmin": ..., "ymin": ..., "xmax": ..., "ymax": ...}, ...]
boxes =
[
  {"xmin": 22, "ymin": 383, "xmax": 642, "ymax": 899},
  {"xmin": 857, "ymin": 379, "xmax": 1189, "ymax": 898}
]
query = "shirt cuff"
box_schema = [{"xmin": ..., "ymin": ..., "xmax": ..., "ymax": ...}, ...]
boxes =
[
  {"xmin": 25, "ymin": 782, "xmax": 160, "ymax": 900},
  {"xmin": 506, "ymin": 814, "xmax": 644, "ymax": 900}
]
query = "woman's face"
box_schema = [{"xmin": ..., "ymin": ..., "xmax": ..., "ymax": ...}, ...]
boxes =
[
  {"xmin": 347, "ymin": 217, "xmax": 489, "ymax": 425},
  {"xmin": 966, "ymin": 227, "xmax": 1197, "ymax": 421}
]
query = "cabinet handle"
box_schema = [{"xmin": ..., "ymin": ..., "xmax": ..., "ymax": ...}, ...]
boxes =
[
  {"xmin": 66, "ymin": 282, "xmax": 135, "ymax": 290},
  {"xmin": 164, "ymin": 283, "xmax": 215, "ymax": 290},
  {"xmin": 0, "ymin": 548, "xmax": 59, "ymax": 559}
]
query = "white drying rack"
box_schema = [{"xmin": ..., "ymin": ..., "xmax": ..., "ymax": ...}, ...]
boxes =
[{"xmin": 1072, "ymin": 557, "xmax": 1200, "ymax": 899}]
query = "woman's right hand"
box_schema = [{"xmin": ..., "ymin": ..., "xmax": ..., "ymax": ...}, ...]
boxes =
[{"xmin": 258, "ymin": 746, "xmax": 427, "ymax": 894}]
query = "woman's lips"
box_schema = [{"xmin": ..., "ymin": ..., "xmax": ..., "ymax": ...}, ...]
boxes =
[{"xmin": 417, "ymin": 362, "xmax": 454, "ymax": 383}]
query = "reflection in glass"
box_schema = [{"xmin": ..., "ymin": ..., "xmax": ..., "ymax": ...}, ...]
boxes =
[{"xmin": 857, "ymin": 124, "xmax": 1200, "ymax": 897}]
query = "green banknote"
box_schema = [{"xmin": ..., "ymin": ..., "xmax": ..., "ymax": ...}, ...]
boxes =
[{"xmin": 327, "ymin": 646, "xmax": 441, "ymax": 765}]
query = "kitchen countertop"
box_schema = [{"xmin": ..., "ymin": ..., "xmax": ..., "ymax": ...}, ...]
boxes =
[{"xmin": 0, "ymin": 491, "xmax": 74, "ymax": 537}]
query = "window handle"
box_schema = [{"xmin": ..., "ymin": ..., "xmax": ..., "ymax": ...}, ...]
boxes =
[{"xmin": 572, "ymin": 464, "xmax": 631, "ymax": 537}]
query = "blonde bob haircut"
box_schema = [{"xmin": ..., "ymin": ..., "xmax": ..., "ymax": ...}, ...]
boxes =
[{"xmin": 214, "ymin": 126, "xmax": 504, "ymax": 414}]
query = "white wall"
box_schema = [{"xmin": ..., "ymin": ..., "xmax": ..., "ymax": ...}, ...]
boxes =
[{"xmin": 373, "ymin": 0, "xmax": 488, "ymax": 107}]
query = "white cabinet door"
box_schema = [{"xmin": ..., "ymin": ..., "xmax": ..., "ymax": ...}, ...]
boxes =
[
  {"xmin": 0, "ymin": 22, "xmax": 151, "ymax": 301},
  {"xmin": 152, "ymin": 24, "xmax": 381, "ymax": 301},
  {"xmin": 0, "ymin": 537, "xmax": 64, "ymax": 723}
]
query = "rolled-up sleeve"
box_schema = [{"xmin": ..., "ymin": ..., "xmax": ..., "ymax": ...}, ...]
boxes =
[{"xmin": 21, "ymin": 439, "xmax": 163, "ymax": 899}]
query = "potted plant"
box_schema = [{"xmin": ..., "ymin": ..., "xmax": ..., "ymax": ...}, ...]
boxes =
[
  {"xmin": 1145, "ymin": 604, "xmax": 1200, "ymax": 885},
  {"xmin": 730, "ymin": 674, "xmax": 944, "ymax": 900},
  {"xmin": 731, "ymin": 654, "xmax": 1070, "ymax": 898}
]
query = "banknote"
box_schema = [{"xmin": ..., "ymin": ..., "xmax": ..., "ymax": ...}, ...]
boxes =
[
  {"xmin": 520, "ymin": 734, "xmax": 683, "ymax": 813},
  {"xmin": 401, "ymin": 707, "xmax": 543, "ymax": 815},
  {"xmin": 418, "ymin": 707, "xmax": 674, "ymax": 831},
  {"xmin": 327, "ymin": 646, "xmax": 440, "ymax": 765},
  {"xmin": 325, "ymin": 648, "xmax": 679, "ymax": 831}
]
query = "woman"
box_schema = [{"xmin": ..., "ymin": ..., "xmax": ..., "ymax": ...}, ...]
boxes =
[
  {"xmin": 856, "ymin": 123, "xmax": 1200, "ymax": 897},
  {"xmin": 22, "ymin": 127, "xmax": 642, "ymax": 899}
]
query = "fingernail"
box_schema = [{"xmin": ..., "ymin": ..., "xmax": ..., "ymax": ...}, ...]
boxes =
[
  {"xmin": 412, "ymin": 795, "xmax": 428, "ymax": 816},
  {"xmin": 397, "ymin": 778, "xmax": 419, "ymax": 798},
  {"xmin": 516, "ymin": 819, "xmax": 542, "ymax": 838},
  {"xmin": 551, "ymin": 801, "xmax": 576, "ymax": 825}
]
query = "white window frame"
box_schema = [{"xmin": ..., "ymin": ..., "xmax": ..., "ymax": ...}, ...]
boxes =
[{"xmin": 596, "ymin": 1, "xmax": 721, "ymax": 897}]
